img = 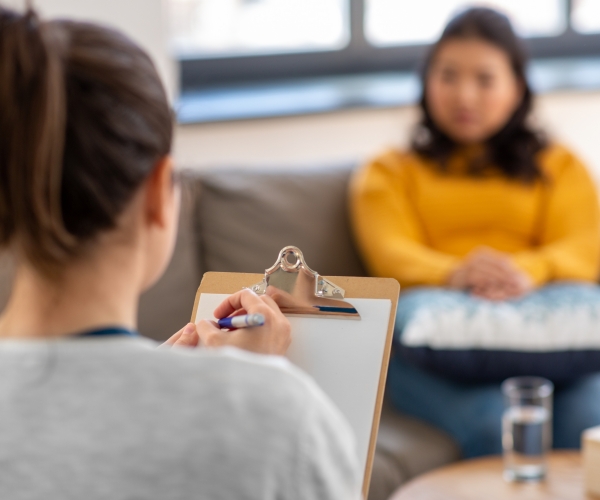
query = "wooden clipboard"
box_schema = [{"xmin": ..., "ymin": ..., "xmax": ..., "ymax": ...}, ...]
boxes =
[{"xmin": 192, "ymin": 271, "xmax": 400, "ymax": 498}]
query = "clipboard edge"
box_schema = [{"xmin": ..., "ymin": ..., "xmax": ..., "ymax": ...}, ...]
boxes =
[{"xmin": 361, "ymin": 279, "xmax": 400, "ymax": 497}]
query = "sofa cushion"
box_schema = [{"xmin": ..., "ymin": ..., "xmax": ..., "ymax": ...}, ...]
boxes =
[{"xmin": 196, "ymin": 166, "xmax": 366, "ymax": 277}]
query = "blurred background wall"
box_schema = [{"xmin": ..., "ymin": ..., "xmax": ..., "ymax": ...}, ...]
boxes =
[
  {"xmin": 4, "ymin": 0, "xmax": 600, "ymax": 181},
  {"xmin": 174, "ymin": 90, "xmax": 600, "ymax": 182},
  {"xmin": 3, "ymin": 0, "xmax": 177, "ymax": 98}
]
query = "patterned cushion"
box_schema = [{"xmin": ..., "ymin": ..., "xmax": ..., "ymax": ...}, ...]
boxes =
[{"xmin": 396, "ymin": 283, "xmax": 600, "ymax": 383}]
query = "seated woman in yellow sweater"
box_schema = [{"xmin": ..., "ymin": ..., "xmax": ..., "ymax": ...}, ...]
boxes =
[
  {"xmin": 353, "ymin": 145, "xmax": 599, "ymax": 297},
  {"xmin": 351, "ymin": 8, "xmax": 600, "ymax": 457}
]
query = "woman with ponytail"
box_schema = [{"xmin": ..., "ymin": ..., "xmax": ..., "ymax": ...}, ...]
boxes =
[{"xmin": 0, "ymin": 7, "xmax": 360, "ymax": 498}]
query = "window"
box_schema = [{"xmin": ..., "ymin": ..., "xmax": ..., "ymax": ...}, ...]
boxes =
[
  {"xmin": 171, "ymin": 0, "xmax": 600, "ymax": 92},
  {"xmin": 365, "ymin": 0, "xmax": 566, "ymax": 46},
  {"xmin": 169, "ymin": 0, "xmax": 349, "ymax": 57},
  {"xmin": 572, "ymin": 0, "xmax": 600, "ymax": 34}
]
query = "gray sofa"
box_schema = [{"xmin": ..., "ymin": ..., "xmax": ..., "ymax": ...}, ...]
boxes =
[{"xmin": 0, "ymin": 165, "xmax": 460, "ymax": 499}]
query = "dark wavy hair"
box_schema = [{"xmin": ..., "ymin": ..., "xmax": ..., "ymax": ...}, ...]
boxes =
[{"xmin": 412, "ymin": 7, "xmax": 547, "ymax": 182}]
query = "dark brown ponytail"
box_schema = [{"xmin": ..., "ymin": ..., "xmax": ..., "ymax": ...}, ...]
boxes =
[
  {"xmin": 0, "ymin": 6, "xmax": 173, "ymax": 275},
  {"xmin": 0, "ymin": 8, "xmax": 71, "ymax": 269}
]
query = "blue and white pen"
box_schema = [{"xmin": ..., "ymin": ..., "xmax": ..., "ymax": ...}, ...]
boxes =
[{"xmin": 217, "ymin": 313, "xmax": 265, "ymax": 330}]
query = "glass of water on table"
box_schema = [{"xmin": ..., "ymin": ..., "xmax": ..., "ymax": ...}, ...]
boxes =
[{"xmin": 501, "ymin": 376, "xmax": 554, "ymax": 482}]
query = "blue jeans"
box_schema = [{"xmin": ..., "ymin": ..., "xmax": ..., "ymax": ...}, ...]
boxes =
[{"xmin": 387, "ymin": 354, "xmax": 600, "ymax": 458}]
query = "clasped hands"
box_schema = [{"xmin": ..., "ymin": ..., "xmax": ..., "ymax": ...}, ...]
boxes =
[{"xmin": 447, "ymin": 247, "xmax": 533, "ymax": 301}]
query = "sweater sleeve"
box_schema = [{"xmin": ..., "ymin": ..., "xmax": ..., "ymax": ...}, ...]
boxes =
[
  {"xmin": 350, "ymin": 154, "xmax": 460, "ymax": 287},
  {"xmin": 511, "ymin": 148, "xmax": 600, "ymax": 285}
]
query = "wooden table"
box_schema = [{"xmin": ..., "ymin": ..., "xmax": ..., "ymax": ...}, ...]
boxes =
[{"xmin": 391, "ymin": 451, "xmax": 596, "ymax": 500}]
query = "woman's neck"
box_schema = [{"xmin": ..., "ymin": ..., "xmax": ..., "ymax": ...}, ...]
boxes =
[{"xmin": 0, "ymin": 245, "xmax": 144, "ymax": 339}]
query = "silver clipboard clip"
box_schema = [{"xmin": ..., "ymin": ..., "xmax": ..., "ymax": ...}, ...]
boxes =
[{"xmin": 249, "ymin": 246, "xmax": 360, "ymax": 318}]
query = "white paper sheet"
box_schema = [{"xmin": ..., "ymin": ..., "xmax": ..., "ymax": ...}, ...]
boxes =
[{"xmin": 195, "ymin": 294, "xmax": 392, "ymax": 474}]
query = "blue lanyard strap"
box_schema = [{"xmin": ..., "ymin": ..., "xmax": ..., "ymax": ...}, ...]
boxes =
[{"xmin": 78, "ymin": 327, "xmax": 138, "ymax": 338}]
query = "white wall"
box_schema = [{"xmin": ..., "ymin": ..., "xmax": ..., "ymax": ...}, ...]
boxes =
[
  {"xmin": 1, "ymin": 0, "xmax": 177, "ymax": 99},
  {"xmin": 174, "ymin": 105, "xmax": 420, "ymax": 169},
  {"xmin": 536, "ymin": 90, "xmax": 600, "ymax": 183},
  {"xmin": 174, "ymin": 89, "xmax": 600, "ymax": 183}
]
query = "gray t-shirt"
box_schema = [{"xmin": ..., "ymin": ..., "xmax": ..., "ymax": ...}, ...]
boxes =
[{"xmin": 0, "ymin": 336, "xmax": 361, "ymax": 499}]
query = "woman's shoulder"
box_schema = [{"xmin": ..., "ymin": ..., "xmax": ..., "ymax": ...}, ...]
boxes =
[
  {"xmin": 355, "ymin": 148, "xmax": 429, "ymax": 186},
  {"xmin": 159, "ymin": 343, "xmax": 332, "ymax": 407},
  {"xmin": 166, "ymin": 344, "xmax": 349, "ymax": 428},
  {"xmin": 56, "ymin": 338, "xmax": 352, "ymax": 446},
  {"xmin": 45, "ymin": 339, "xmax": 358, "ymax": 495},
  {"xmin": 58, "ymin": 338, "xmax": 331, "ymax": 416},
  {"xmin": 155, "ymin": 346, "xmax": 356, "ymax": 463},
  {"xmin": 537, "ymin": 143, "xmax": 592, "ymax": 179},
  {"xmin": 364, "ymin": 148, "xmax": 426, "ymax": 171}
]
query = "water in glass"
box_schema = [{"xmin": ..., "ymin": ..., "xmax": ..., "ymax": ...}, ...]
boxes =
[{"xmin": 502, "ymin": 405, "xmax": 551, "ymax": 481}]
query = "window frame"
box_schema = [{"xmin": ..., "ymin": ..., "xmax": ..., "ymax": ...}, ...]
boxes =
[{"xmin": 180, "ymin": 0, "xmax": 600, "ymax": 91}]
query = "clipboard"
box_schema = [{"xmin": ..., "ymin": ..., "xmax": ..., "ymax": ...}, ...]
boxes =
[{"xmin": 191, "ymin": 250, "xmax": 399, "ymax": 498}]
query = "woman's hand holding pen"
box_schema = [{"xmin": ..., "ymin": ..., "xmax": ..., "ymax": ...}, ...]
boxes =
[
  {"xmin": 162, "ymin": 289, "xmax": 291, "ymax": 355},
  {"xmin": 447, "ymin": 247, "xmax": 533, "ymax": 301}
]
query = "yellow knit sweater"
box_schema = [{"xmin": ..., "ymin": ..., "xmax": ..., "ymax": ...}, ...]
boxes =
[{"xmin": 350, "ymin": 144, "xmax": 600, "ymax": 288}]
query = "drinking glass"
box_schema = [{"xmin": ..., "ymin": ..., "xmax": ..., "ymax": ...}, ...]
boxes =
[{"xmin": 501, "ymin": 376, "xmax": 554, "ymax": 482}]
